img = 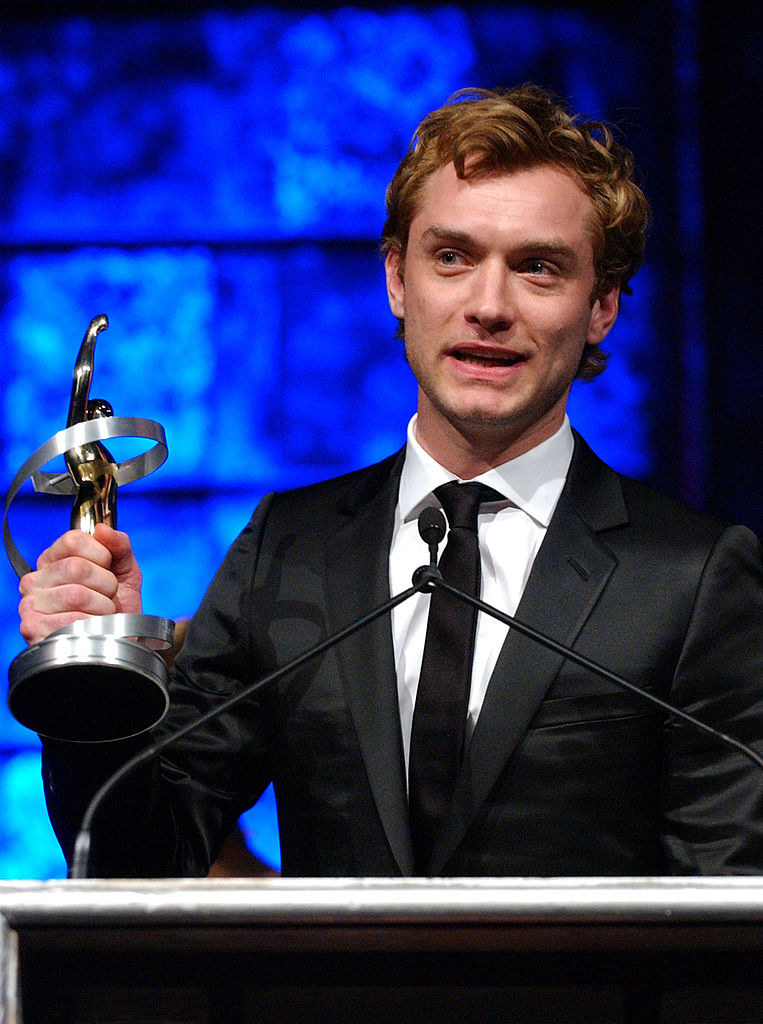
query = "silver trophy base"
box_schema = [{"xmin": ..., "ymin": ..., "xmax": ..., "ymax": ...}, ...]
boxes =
[{"xmin": 8, "ymin": 634, "xmax": 170, "ymax": 743}]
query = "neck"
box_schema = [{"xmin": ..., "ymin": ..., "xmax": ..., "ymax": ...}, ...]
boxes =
[{"xmin": 414, "ymin": 410, "xmax": 565, "ymax": 479}]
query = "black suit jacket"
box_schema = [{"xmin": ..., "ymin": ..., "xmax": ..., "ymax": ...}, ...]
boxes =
[{"xmin": 43, "ymin": 434, "xmax": 763, "ymax": 876}]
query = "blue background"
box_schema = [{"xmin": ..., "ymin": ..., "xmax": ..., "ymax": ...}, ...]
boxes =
[{"xmin": 0, "ymin": 1, "xmax": 759, "ymax": 878}]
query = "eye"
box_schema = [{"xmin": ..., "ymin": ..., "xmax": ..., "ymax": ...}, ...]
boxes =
[
  {"xmin": 437, "ymin": 249, "xmax": 464, "ymax": 267},
  {"xmin": 524, "ymin": 259, "xmax": 553, "ymax": 275}
]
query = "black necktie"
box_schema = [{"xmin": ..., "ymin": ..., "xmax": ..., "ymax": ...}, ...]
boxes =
[{"xmin": 408, "ymin": 480, "xmax": 502, "ymax": 874}]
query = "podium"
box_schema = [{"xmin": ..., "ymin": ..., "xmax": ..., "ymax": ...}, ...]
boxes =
[{"xmin": 1, "ymin": 877, "xmax": 762, "ymax": 1023}]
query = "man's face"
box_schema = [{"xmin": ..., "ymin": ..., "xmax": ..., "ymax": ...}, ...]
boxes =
[{"xmin": 385, "ymin": 162, "xmax": 620, "ymax": 467}]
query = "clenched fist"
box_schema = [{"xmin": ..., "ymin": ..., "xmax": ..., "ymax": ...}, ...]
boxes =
[{"xmin": 18, "ymin": 524, "xmax": 142, "ymax": 645}]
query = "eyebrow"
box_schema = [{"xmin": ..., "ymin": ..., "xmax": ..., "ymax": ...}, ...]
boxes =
[
  {"xmin": 419, "ymin": 225, "xmax": 583, "ymax": 266},
  {"xmin": 420, "ymin": 226, "xmax": 478, "ymax": 247}
]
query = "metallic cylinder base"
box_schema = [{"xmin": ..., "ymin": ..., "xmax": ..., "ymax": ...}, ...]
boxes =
[{"xmin": 8, "ymin": 635, "xmax": 170, "ymax": 743}]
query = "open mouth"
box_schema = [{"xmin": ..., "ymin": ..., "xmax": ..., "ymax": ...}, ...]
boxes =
[{"xmin": 451, "ymin": 349, "xmax": 526, "ymax": 368}]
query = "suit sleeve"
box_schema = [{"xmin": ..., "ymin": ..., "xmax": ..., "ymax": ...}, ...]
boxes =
[
  {"xmin": 661, "ymin": 524, "xmax": 763, "ymax": 873},
  {"xmin": 41, "ymin": 492, "xmax": 276, "ymax": 878}
]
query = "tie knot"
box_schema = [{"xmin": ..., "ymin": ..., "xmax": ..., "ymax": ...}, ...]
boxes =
[{"xmin": 433, "ymin": 481, "xmax": 503, "ymax": 532}]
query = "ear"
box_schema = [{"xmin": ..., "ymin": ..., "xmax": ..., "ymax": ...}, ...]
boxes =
[
  {"xmin": 385, "ymin": 248, "xmax": 405, "ymax": 319},
  {"xmin": 587, "ymin": 282, "xmax": 620, "ymax": 345}
]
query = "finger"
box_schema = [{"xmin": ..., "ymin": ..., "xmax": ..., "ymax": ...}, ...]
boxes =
[
  {"xmin": 19, "ymin": 609, "xmax": 111, "ymax": 646},
  {"xmin": 91, "ymin": 525, "xmax": 143, "ymax": 606},
  {"xmin": 19, "ymin": 583, "xmax": 117, "ymax": 619},
  {"xmin": 92, "ymin": 523, "xmax": 132, "ymax": 558},
  {"xmin": 92, "ymin": 524, "xmax": 142, "ymax": 579},
  {"xmin": 18, "ymin": 588, "xmax": 117, "ymax": 645},
  {"xmin": 19, "ymin": 556, "xmax": 119, "ymax": 601},
  {"xmin": 37, "ymin": 530, "xmax": 113, "ymax": 571}
]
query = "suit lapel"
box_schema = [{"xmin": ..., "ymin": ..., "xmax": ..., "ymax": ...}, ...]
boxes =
[
  {"xmin": 322, "ymin": 451, "xmax": 415, "ymax": 875},
  {"xmin": 431, "ymin": 436, "xmax": 629, "ymax": 873}
]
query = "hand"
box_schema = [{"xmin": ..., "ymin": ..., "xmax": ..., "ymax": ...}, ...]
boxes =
[{"xmin": 18, "ymin": 524, "xmax": 143, "ymax": 645}]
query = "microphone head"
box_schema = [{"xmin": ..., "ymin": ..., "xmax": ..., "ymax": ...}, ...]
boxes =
[{"xmin": 418, "ymin": 506, "xmax": 446, "ymax": 546}]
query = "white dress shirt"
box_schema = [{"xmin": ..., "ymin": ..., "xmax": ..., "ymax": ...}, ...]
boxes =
[{"xmin": 389, "ymin": 415, "xmax": 574, "ymax": 775}]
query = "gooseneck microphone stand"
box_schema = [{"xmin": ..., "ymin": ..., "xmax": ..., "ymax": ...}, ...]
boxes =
[{"xmin": 71, "ymin": 509, "xmax": 762, "ymax": 878}]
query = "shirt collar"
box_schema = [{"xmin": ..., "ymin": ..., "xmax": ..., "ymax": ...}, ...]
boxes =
[{"xmin": 398, "ymin": 415, "xmax": 574, "ymax": 528}]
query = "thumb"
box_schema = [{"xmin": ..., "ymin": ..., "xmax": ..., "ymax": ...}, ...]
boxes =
[{"xmin": 92, "ymin": 523, "xmax": 143, "ymax": 612}]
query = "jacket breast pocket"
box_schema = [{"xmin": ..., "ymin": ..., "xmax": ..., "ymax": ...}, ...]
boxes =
[{"xmin": 528, "ymin": 689, "xmax": 662, "ymax": 730}]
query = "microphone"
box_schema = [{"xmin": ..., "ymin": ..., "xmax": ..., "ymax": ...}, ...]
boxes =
[
  {"xmin": 412, "ymin": 506, "xmax": 446, "ymax": 588},
  {"xmin": 418, "ymin": 506, "xmax": 446, "ymax": 553}
]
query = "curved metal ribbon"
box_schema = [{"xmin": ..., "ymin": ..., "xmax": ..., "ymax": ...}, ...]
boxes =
[
  {"xmin": 47, "ymin": 614, "xmax": 175, "ymax": 651},
  {"xmin": 3, "ymin": 416, "xmax": 167, "ymax": 578}
]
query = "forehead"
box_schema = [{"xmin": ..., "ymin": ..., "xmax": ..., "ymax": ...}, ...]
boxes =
[{"xmin": 411, "ymin": 162, "xmax": 597, "ymax": 253}]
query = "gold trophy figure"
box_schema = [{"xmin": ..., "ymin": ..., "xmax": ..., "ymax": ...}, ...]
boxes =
[
  {"xmin": 5, "ymin": 316, "xmax": 173, "ymax": 742},
  {"xmin": 65, "ymin": 314, "xmax": 119, "ymax": 533}
]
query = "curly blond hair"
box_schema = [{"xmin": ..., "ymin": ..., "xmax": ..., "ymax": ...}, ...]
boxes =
[{"xmin": 382, "ymin": 85, "xmax": 650, "ymax": 380}]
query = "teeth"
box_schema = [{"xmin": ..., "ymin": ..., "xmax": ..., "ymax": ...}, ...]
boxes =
[{"xmin": 454, "ymin": 351, "xmax": 521, "ymax": 366}]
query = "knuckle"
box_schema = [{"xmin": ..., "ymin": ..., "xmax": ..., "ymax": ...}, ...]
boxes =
[
  {"xmin": 62, "ymin": 529, "xmax": 85, "ymax": 549},
  {"xmin": 38, "ymin": 531, "xmax": 81, "ymax": 568},
  {"xmin": 60, "ymin": 557, "xmax": 91, "ymax": 585},
  {"xmin": 18, "ymin": 599, "xmax": 42, "ymax": 644},
  {"xmin": 19, "ymin": 621, "xmax": 36, "ymax": 644},
  {"xmin": 58, "ymin": 583, "xmax": 91, "ymax": 611}
]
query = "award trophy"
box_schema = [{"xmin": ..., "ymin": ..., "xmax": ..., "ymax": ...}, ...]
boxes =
[{"xmin": 4, "ymin": 315, "xmax": 174, "ymax": 742}]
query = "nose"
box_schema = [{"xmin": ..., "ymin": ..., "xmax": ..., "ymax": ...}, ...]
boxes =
[{"xmin": 464, "ymin": 261, "xmax": 514, "ymax": 333}]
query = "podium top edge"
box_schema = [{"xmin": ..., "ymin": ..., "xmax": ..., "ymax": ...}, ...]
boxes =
[{"xmin": 1, "ymin": 876, "xmax": 762, "ymax": 927}]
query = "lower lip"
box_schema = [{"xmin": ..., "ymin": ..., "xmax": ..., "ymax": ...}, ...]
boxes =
[{"xmin": 447, "ymin": 354, "xmax": 526, "ymax": 381}]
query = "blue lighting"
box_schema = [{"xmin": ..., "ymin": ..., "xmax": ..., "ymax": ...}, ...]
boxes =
[{"xmin": 1, "ymin": 4, "xmax": 674, "ymax": 878}]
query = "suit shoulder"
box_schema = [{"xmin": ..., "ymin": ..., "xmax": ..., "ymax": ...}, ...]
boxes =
[
  {"xmin": 570, "ymin": 432, "xmax": 758, "ymax": 556},
  {"xmin": 263, "ymin": 450, "xmax": 404, "ymax": 529},
  {"xmin": 621, "ymin": 475, "xmax": 761, "ymax": 572},
  {"xmin": 619, "ymin": 474, "xmax": 724, "ymax": 536}
]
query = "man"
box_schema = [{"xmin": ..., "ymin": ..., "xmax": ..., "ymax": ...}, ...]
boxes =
[{"xmin": 20, "ymin": 86, "xmax": 762, "ymax": 877}]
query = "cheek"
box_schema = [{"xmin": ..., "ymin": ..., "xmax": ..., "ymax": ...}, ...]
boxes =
[
  {"xmin": 408, "ymin": 275, "xmax": 463, "ymax": 318},
  {"xmin": 403, "ymin": 294, "xmax": 441, "ymax": 339},
  {"xmin": 530, "ymin": 300, "xmax": 594, "ymax": 350}
]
